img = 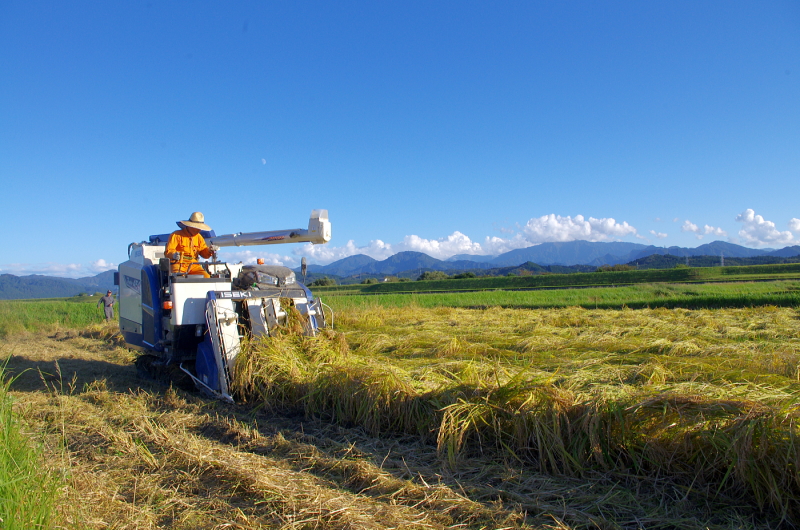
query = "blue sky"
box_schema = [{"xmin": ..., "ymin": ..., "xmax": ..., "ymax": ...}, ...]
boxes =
[{"xmin": 1, "ymin": 1, "xmax": 798, "ymax": 278}]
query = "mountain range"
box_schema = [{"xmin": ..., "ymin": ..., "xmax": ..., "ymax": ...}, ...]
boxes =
[
  {"xmin": 306, "ymin": 240, "xmax": 800, "ymax": 278},
  {"xmin": 0, "ymin": 271, "xmax": 116, "ymax": 300},
  {"xmin": 4, "ymin": 241, "xmax": 800, "ymax": 299}
]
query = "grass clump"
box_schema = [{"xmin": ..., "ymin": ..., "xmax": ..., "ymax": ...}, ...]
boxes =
[{"xmin": 0, "ymin": 363, "xmax": 61, "ymax": 529}]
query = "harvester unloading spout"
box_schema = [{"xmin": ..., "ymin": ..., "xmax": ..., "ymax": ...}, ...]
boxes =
[
  {"xmin": 208, "ymin": 209, "xmax": 331, "ymax": 248},
  {"xmin": 116, "ymin": 210, "xmax": 332, "ymax": 402}
]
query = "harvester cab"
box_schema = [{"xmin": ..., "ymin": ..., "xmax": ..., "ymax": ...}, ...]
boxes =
[{"xmin": 116, "ymin": 210, "xmax": 331, "ymax": 402}]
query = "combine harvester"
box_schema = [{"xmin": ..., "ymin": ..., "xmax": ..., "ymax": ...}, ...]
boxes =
[{"xmin": 116, "ymin": 210, "xmax": 331, "ymax": 402}]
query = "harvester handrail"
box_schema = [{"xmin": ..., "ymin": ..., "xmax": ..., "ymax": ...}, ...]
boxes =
[{"xmin": 321, "ymin": 300, "xmax": 334, "ymax": 330}]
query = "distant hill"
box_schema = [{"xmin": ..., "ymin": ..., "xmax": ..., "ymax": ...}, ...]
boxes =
[
  {"xmin": 302, "ymin": 251, "xmax": 494, "ymax": 278},
  {"xmin": 301, "ymin": 241, "xmax": 800, "ymax": 281},
  {"xmin": 305, "ymin": 254, "xmax": 378, "ymax": 277},
  {"xmin": 0, "ymin": 271, "xmax": 116, "ymax": 300},
  {"xmin": 626, "ymin": 241, "xmax": 775, "ymax": 262},
  {"xmin": 768, "ymin": 245, "xmax": 800, "ymax": 258},
  {"xmin": 490, "ymin": 241, "xmax": 647, "ymax": 267},
  {"xmin": 298, "ymin": 251, "xmax": 597, "ymax": 282},
  {"xmin": 488, "ymin": 240, "xmax": 790, "ymax": 267},
  {"xmin": 446, "ymin": 254, "xmax": 495, "ymax": 263}
]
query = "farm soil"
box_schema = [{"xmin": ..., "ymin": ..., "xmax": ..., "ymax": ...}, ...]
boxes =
[{"xmin": 0, "ymin": 324, "xmax": 786, "ymax": 529}]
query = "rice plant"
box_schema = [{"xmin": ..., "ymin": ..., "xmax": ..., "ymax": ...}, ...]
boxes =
[
  {"xmin": 232, "ymin": 303, "xmax": 800, "ymax": 523},
  {"xmin": 0, "ymin": 299, "xmax": 107, "ymax": 337},
  {"xmin": 324, "ymin": 280, "xmax": 800, "ymax": 311}
]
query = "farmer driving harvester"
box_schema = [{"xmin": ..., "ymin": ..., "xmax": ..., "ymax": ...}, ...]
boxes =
[{"xmin": 165, "ymin": 212, "xmax": 216, "ymax": 277}]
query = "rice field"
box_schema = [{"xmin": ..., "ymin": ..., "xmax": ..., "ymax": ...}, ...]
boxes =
[
  {"xmin": 0, "ymin": 298, "xmax": 108, "ymax": 338},
  {"xmin": 3, "ymin": 288, "xmax": 800, "ymax": 528},
  {"xmin": 311, "ymin": 262, "xmax": 800, "ymax": 296},
  {"xmin": 321, "ymin": 280, "xmax": 800, "ymax": 310},
  {"xmin": 235, "ymin": 301, "xmax": 800, "ymax": 526}
]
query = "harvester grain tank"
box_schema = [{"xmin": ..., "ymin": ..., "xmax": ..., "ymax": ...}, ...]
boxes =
[{"xmin": 116, "ymin": 210, "xmax": 331, "ymax": 402}]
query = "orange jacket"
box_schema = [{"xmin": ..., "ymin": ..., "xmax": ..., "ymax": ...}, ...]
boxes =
[{"xmin": 165, "ymin": 228, "xmax": 213, "ymax": 274}]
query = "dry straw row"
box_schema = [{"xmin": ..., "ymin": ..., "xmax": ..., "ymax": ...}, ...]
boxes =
[{"xmin": 232, "ymin": 305, "xmax": 800, "ymax": 523}]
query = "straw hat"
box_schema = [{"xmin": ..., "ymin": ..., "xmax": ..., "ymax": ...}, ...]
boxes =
[{"xmin": 179, "ymin": 212, "xmax": 211, "ymax": 231}]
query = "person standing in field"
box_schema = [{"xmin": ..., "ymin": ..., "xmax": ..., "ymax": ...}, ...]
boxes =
[
  {"xmin": 165, "ymin": 212, "xmax": 215, "ymax": 278},
  {"xmin": 98, "ymin": 290, "xmax": 115, "ymax": 321}
]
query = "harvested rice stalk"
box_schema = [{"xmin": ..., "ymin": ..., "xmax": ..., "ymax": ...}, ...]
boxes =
[{"xmin": 232, "ymin": 303, "xmax": 800, "ymax": 523}]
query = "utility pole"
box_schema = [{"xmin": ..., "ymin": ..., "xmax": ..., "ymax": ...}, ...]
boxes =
[{"xmin": 720, "ymin": 252, "xmax": 724, "ymax": 267}]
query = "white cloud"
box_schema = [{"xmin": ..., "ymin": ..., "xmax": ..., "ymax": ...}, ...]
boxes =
[
  {"xmin": 649, "ymin": 230, "xmax": 668, "ymax": 239},
  {"xmin": 293, "ymin": 239, "xmax": 394, "ymax": 264},
  {"xmin": 735, "ymin": 209, "xmax": 795, "ymax": 247},
  {"xmin": 288, "ymin": 213, "xmax": 642, "ymax": 265},
  {"xmin": 681, "ymin": 220, "xmax": 699, "ymax": 233},
  {"xmin": 702, "ymin": 225, "xmax": 727, "ymax": 238},
  {"xmin": 789, "ymin": 218, "xmax": 800, "ymax": 233},
  {"xmin": 397, "ymin": 231, "xmax": 483, "ymax": 258},
  {"xmin": 89, "ymin": 259, "xmax": 117, "ymax": 273},
  {"xmin": 292, "ymin": 231, "xmax": 488, "ymax": 264},
  {"xmin": 519, "ymin": 214, "xmax": 637, "ymax": 244},
  {"xmin": 481, "ymin": 234, "xmax": 531, "ymax": 255},
  {"xmin": 672, "ymin": 217, "xmax": 680, "ymax": 222},
  {"xmin": 681, "ymin": 220, "xmax": 727, "ymax": 240}
]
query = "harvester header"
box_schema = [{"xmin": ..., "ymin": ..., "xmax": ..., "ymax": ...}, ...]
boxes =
[{"xmin": 117, "ymin": 210, "xmax": 332, "ymax": 402}]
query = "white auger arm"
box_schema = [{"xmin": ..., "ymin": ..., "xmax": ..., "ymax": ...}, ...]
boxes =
[{"xmin": 207, "ymin": 210, "xmax": 331, "ymax": 248}]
